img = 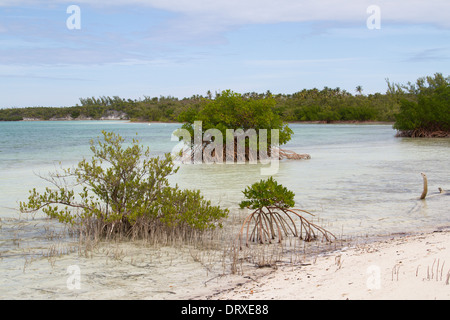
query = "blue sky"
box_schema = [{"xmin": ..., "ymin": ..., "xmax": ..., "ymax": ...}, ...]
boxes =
[{"xmin": 1, "ymin": 0, "xmax": 449, "ymax": 108}]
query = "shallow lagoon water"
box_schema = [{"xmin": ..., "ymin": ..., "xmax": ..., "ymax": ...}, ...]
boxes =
[{"xmin": 0, "ymin": 121, "xmax": 449, "ymax": 299}]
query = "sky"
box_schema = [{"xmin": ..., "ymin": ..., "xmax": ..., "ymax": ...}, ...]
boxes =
[{"xmin": 0, "ymin": 0, "xmax": 449, "ymax": 108}]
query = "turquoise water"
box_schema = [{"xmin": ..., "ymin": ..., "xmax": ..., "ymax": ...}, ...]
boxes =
[
  {"xmin": 0, "ymin": 121, "xmax": 177, "ymax": 215},
  {"xmin": 1, "ymin": 121, "xmax": 449, "ymax": 234},
  {"xmin": 1, "ymin": 120, "xmax": 449, "ymax": 299}
]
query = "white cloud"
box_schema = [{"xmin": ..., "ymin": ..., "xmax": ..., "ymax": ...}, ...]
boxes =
[
  {"xmin": 2, "ymin": 0, "xmax": 450, "ymax": 27},
  {"xmin": 246, "ymin": 58, "xmax": 360, "ymax": 67},
  {"xmin": 1, "ymin": 0, "xmax": 449, "ymax": 67},
  {"xmin": 150, "ymin": 0, "xmax": 450, "ymax": 28}
]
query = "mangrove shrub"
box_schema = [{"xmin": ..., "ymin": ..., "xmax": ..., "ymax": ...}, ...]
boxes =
[
  {"xmin": 394, "ymin": 73, "xmax": 450, "ymax": 137},
  {"xmin": 238, "ymin": 177, "xmax": 335, "ymax": 248},
  {"xmin": 175, "ymin": 90, "xmax": 293, "ymax": 161},
  {"xmin": 19, "ymin": 131, "xmax": 229, "ymax": 239}
]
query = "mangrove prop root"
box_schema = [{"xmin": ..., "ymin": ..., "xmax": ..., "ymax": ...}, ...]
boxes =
[
  {"xmin": 396, "ymin": 129, "xmax": 450, "ymax": 138},
  {"xmin": 278, "ymin": 149, "xmax": 311, "ymax": 160},
  {"xmin": 238, "ymin": 206, "xmax": 336, "ymax": 249},
  {"xmin": 175, "ymin": 143, "xmax": 311, "ymax": 163}
]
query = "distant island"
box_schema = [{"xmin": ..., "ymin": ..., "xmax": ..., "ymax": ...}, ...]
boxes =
[
  {"xmin": 0, "ymin": 88, "xmax": 397, "ymax": 123},
  {"xmin": 1, "ymin": 73, "xmax": 449, "ymax": 138}
]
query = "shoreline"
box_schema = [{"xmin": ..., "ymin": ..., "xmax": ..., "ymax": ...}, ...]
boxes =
[
  {"xmin": 2, "ymin": 213, "xmax": 449, "ymax": 300},
  {"xmin": 288, "ymin": 120, "xmax": 394, "ymax": 125},
  {"xmin": 16, "ymin": 119, "xmax": 394, "ymax": 125},
  {"xmin": 187, "ymin": 228, "xmax": 450, "ymax": 300}
]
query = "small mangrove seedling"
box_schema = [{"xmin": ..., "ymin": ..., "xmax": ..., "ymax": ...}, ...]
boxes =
[{"xmin": 238, "ymin": 177, "xmax": 336, "ymax": 249}]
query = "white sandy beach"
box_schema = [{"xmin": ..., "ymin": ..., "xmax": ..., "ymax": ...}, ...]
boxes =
[{"xmin": 195, "ymin": 230, "xmax": 450, "ymax": 300}]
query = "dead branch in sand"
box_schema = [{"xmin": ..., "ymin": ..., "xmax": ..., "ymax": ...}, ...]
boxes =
[
  {"xmin": 420, "ymin": 173, "xmax": 428, "ymax": 200},
  {"xmin": 419, "ymin": 173, "xmax": 449, "ymax": 200}
]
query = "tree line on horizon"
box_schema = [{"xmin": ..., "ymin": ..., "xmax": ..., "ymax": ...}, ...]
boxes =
[
  {"xmin": 1, "ymin": 73, "xmax": 448, "ymax": 137},
  {"xmin": 0, "ymin": 86, "xmax": 398, "ymax": 122}
]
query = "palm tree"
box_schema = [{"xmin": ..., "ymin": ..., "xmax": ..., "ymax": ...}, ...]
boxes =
[{"xmin": 356, "ymin": 85, "xmax": 363, "ymax": 95}]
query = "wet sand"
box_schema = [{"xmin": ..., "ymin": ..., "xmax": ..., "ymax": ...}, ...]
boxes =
[
  {"xmin": 194, "ymin": 230, "xmax": 450, "ymax": 300},
  {"xmin": 2, "ymin": 216, "xmax": 449, "ymax": 300}
]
